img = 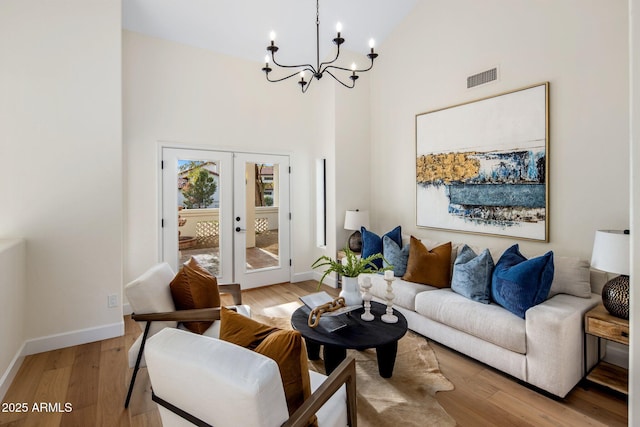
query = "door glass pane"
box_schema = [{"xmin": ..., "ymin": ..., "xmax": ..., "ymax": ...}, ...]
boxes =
[
  {"xmin": 177, "ymin": 159, "xmax": 221, "ymax": 276},
  {"xmin": 245, "ymin": 162, "xmax": 279, "ymax": 272}
]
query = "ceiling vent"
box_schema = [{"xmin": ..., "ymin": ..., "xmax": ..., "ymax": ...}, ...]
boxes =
[{"xmin": 467, "ymin": 67, "xmax": 498, "ymax": 88}]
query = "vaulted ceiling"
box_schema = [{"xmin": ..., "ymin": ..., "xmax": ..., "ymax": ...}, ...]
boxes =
[{"xmin": 122, "ymin": 0, "xmax": 418, "ymax": 66}]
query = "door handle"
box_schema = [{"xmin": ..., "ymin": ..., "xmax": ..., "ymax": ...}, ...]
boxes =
[{"xmin": 235, "ymin": 227, "xmax": 246, "ymax": 232}]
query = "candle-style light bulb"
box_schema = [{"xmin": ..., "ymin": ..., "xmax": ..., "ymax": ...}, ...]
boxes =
[
  {"xmin": 336, "ymin": 22, "xmax": 342, "ymax": 34},
  {"xmin": 369, "ymin": 38, "xmax": 375, "ymax": 52},
  {"xmin": 264, "ymin": 55, "xmax": 270, "ymax": 65},
  {"xmin": 299, "ymin": 71, "xmax": 305, "ymax": 81},
  {"xmin": 351, "ymin": 62, "xmax": 357, "ymax": 75}
]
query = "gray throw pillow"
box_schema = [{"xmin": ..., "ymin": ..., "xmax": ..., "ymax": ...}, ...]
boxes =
[
  {"xmin": 547, "ymin": 257, "xmax": 592, "ymax": 298},
  {"xmin": 382, "ymin": 235, "xmax": 410, "ymax": 277},
  {"xmin": 451, "ymin": 244, "xmax": 495, "ymax": 304}
]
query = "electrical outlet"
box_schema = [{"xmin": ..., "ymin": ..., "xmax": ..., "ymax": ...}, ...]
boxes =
[{"xmin": 108, "ymin": 294, "xmax": 118, "ymax": 308}]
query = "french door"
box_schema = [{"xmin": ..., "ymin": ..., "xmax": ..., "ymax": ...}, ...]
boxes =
[{"xmin": 161, "ymin": 148, "xmax": 290, "ymax": 289}]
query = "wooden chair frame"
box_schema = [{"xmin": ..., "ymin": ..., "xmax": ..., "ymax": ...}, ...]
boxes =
[
  {"xmin": 124, "ymin": 283, "xmax": 243, "ymax": 408},
  {"xmin": 151, "ymin": 356, "xmax": 358, "ymax": 427}
]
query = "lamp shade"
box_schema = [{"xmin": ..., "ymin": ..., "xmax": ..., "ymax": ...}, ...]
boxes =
[
  {"xmin": 344, "ymin": 210, "xmax": 370, "ymax": 231},
  {"xmin": 590, "ymin": 230, "xmax": 630, "ymax": 275}
]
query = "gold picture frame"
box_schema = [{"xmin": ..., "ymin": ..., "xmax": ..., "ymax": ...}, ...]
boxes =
[{"xmin": 415, "ymin": 82, "xmax": 549, "ymax": 242}]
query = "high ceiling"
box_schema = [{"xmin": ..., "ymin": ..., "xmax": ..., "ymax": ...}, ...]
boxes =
[{"xmin": 122, "ymin": 0, "xmax": 418, "ymax": 66}]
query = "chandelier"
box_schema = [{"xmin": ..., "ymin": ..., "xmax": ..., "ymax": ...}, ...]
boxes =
[{"xmin": 261, "ymin": 0, "xmax": 378, "ymax": 93}]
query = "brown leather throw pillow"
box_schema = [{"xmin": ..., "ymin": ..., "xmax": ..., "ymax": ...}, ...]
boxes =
[
  {"xmin": 403, "ymin": 236, "xmax": 452, "ymax": 288},
  {"xmin": 169, "ymin": 257, "xmax": 221, "ymax": 334}
]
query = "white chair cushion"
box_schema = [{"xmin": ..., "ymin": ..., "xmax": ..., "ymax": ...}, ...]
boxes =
[
  {"xmin": 310, "ymin": 370, "xmax": 348, "ymax": 427},
  {"xmin": 125, "ymin": 262, "xmax": 177, "ymax": 331},
  {"xmin": 125, "ymin": 262, "xmax": 177, "ymax": 368},
  {"xmin": 146, "ymin": 328, "xmax": 289, "ymax": 427}
]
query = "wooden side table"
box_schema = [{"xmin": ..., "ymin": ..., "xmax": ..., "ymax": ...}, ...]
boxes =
[{"xmin": 584, "ymin": 304, "xmax": 629, "ymax": 394}]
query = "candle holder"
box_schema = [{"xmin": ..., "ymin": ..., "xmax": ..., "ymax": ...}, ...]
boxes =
[
  {"xmin": 381, "ymin": 274, "xmax": 398, "ymax": 324},
  {"xmin": 359, "ymin": 276, "xmax": 374, "ymax": 321}
]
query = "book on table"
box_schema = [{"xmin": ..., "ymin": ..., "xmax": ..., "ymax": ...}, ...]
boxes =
[
  {"xmin": 299, "ymin": 292, "xmax": 362, "ymax": 333},
  {"xmin": 299, "ymin": 291, "xmax": 362, "ymax": 317}
]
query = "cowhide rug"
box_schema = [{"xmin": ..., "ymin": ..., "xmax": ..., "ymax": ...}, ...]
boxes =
[{"xmin": 254, "ymin": 309, "xmax": 456, "ymax": 427}]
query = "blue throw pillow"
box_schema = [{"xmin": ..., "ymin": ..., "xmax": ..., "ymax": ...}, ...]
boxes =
[
  {"xmin": 382, "ymin": 235, "xmax": 410, "ymax": 277},
  {"xmin": 451, "ymin": 245, "xmax": 494, "ymax": 304},
  {"xmin": 361, "ymin": 226, "xmax": 402, "ymax": 269},
  {"xmin": 491, "ymin": 244, "xmax": 554, "ymax": 318}
]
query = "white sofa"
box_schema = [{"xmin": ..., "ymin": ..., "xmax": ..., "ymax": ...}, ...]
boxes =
[{"xmin": 361, "ymin": 238, "xmax": 605, "ymax": 398}]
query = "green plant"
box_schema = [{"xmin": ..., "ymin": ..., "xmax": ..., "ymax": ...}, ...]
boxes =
[
  {"xmin": 182, "ymin": 167, "xmax": 217, "ymax": 208},
  {"xmin": 311, "ymin": 246, "xmax": 392, "ymax": 289}
]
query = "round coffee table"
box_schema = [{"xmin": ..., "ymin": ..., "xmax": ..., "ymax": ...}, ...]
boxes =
[{"xmin": 291, "ymin": 301, "xmax": 408, "ymax": 377}]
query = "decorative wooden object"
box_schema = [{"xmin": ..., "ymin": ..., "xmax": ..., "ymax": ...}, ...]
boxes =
[
  {"xmin": 307, "ymin": 296, "xmax": 347, "ymax": 328},
  {"xmin": 381, "ymin": 271, "xmax": 398, "ymax": 324},
  {"xmin": 360, "ymin": 276, "xmax": 374, "ymax": 321}
]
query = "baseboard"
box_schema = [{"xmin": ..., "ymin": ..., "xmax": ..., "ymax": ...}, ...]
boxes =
[
  {"xmin": 0, "ymin": 342, "xmax": 26, "ymax": 401},
  {"xmin": 22, "ymin": 321, "xmax": 125, "ymax": 356},
  {"xmin": 291, "ymin": 271, "xmax": 314, "ymax": 283},
  {"xmin": 292, "ymin": 270, "xmax": 338, "ymax": 288}
]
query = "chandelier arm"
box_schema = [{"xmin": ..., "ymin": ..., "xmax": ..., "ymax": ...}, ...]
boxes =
[
  {"xmin": 324, "ymin": 69, "xmax": 356, "ymax": 89},
  {"xmin": 318, "ymin": 44, "xmax": 341, "ymax": 70},
  {"xmin": 270, "ymin": 54, "xmax": 317, "ymax": 73},
  {"xmin": 323, "ymin": 57, "xmax": 375, "ymax": 74},
  {"xmin": 301, "ymin": 75, "xmax": 315, "ymax": 94},
  {"xmin": 265, "ymin": 70, "xmax": 306, "ymax": 83}
]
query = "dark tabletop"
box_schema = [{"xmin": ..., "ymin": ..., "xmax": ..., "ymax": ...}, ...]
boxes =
[{"xmin": 291, "ymin": 301, "xmax": 408, "ymax": 351}]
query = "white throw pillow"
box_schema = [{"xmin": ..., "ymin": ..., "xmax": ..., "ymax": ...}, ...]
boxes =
[{"xmin": 547, "ymin": 257, "xmax": 592, "ymax": 298}]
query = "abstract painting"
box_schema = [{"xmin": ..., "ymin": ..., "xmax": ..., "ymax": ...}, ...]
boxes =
[{"xmin": 415, "ymin": 83, "xmax": 549, "ymax": 241}]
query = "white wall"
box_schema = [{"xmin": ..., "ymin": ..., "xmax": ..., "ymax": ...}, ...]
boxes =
[
  {"xmin": 0, "ymin": 0, "xmax": 123, "ymax": 348},
  {"xmin": 334, "ymin": 52, "xmax": 372, "ymax": 252},
  {"xmin": 123, "ymin": 31, "xmax": 326, "ymax": 284},
  {"xmin": 370, "ymin": 0, "xmax": 629, "ymax": 260},
  {"xmin": 629, "ymin": 0, "xmax": 639, "ymax": 422},
  {"xmin": 0, "ymin": 240, "xmax": 26, "ymax": 398}
]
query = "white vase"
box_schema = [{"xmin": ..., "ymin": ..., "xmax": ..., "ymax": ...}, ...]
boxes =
[{"xmin": 340, "ymin": 276, "xmax": 363, "ymax": 306}]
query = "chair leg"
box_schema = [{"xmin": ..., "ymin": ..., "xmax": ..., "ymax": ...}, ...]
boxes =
[{"xmin": 124, "ymin": 321, "xmax": 151, "ymax": 408}]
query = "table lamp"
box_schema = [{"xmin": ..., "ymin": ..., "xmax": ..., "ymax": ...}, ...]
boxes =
[
  {"xmin": 344, "ymin": 210, "xmax": 369, "ymax": 252},
  {"xmin": 590, "ymin": 229, "xmax": 630, "ymax": 319}
]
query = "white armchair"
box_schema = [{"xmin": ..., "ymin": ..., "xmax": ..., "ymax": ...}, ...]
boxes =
[
  {"xmin": 124, "ymin": 262, "xmax": 250, "ymax": 408},
  {"xmin": 145, "ymin": 328, "xmax": 357, "ymax": 427}
]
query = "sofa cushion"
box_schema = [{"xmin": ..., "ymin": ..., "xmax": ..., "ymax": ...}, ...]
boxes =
[
  {"xmin": 220, "ymin": 307, "xmax": 315, "ymax": 425},
  {"xmin": 362, "ymin": 273, "xmax": 437, "ymax": 311},
  {"xmin": 451, "ymin": 245, "xmax": 494, "ymax": 304},
  {"xmin": 361, "ymin": 226, "xmax": 402, "ymax": 269},
  {"xmin": 491, "ymin": 244, "xmax": 554, "ymax": 318},
  {"xmin": 403, "ymin": 237, "xmax": 451, "ymax": 288},
  {"xmin": 547, "ymin": 257, "xmax": 592, "ymax": 299},
  {"xmin": 170, "ymin": 257, "xmax": 221, "ymax": 334},
  {"xmin": 382, "ymin": 235, "xmax": 410, "ymax": 277},
  {"xmin": 415, "ymin": 288, "xmax": 526, "ymax": 354}
]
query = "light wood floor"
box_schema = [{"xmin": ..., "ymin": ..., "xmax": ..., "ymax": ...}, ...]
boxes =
[{"xmin": 0, "ymin": 281, "xmax": 628, "ymax": 426}]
